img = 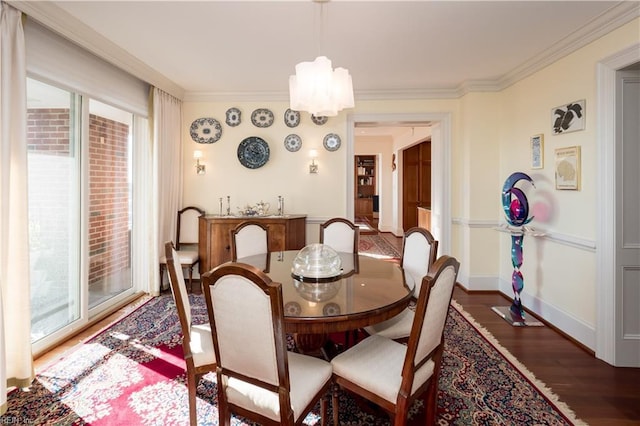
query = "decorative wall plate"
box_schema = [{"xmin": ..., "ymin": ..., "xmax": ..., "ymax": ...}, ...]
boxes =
[
  {"xmin": 190, "ymin": 117, "xmax": 222, "ymax": 144},
  {"xmin": 237, "ymin": 136, "xmax": 270, "ymax": 169},
  {"xmin": 323, "ymin": 133, "xmax": 341, "ymax": 151},
  {"xmin": 225, "ymin": 107, "xmax": 241, "ymax": 127},
  {"xmin": 284, "ymin": 134, "xmax": 302, "ymax": 152},
  {"xmin": 311, "ymin": 114, "xmax": 328, "ymax": 125},
  {"xmin": 251, "ymin": 108, "xmax": 274, "ymax": 128},
  {"xmin": 284, "ymin": 109, "xmax": 300, "ymax": 127}
]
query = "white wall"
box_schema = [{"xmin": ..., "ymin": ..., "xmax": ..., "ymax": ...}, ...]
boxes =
[
  {"xmin": 182, "ymin": 101, "xmax": 348, "ymax": 242},
  {"xmin": 492, "ymin": 17, "xmax": 640, "ymax": 349},
  {"xmin": 181, "ymin": 17, "xmax": 639, "ymax": 351}
]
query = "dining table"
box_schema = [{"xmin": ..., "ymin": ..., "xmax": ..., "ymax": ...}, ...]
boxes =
[{"xmin": 235, "ymin": 249, "xmax": 417, "ymax": 354}]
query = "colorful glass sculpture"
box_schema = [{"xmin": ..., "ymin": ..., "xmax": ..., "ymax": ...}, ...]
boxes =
[{"xmin": 501, "ymin": 172, "xmax": 535, "ymax": 322}]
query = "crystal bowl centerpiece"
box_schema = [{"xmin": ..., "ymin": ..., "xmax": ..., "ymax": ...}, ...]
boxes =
[{"xmin": 292, "ymin": 243, "xmax": 342, "ymax": 282}]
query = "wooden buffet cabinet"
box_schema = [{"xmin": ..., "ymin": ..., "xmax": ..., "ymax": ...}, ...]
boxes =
[{"xmin": 198, "ymin": 214, "xmax": 307, "ymax": 272}]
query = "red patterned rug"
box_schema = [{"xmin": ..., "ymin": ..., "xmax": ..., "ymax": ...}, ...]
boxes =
[
  {"xmin": 358, "ymin": 234, "xmax": 401, "ymax": 260},
  {"xmin": 3, "ymin": 294, "xmax": 585, "ymax": 425}
]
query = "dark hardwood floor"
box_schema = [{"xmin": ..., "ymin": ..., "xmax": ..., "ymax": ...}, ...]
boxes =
[
  {"xmin": 381, "ymin": 232, "xmax": 640, "ymax": 425},
  {"xmin": 35, "ymin": 233, "xmax": 640, "ymax": 425}
]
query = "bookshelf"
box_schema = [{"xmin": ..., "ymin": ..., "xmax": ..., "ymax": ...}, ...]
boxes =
[{"xmin": 355, "ymin": 155, "xmax": 376, "ymax": 221}]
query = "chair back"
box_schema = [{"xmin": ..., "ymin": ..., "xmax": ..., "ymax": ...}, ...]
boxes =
[
  {"xmin": 203, "ymin": 263, "xmax": 291, "ymax": 411},
  {"xmin": 401, "ymin": 255, "xmax": 459, "ymax": 394},
  {"xmin": 320, "ymin": 217, "xmax": 359, "ymax": 253},
  {"xmin": 177, "ymin": 206, "xmax": 205, "ymax": 249},
  {"xmin": 231, "ymin": 221, "xmax": 269, "ymax": 260},
  {"xmin": 401, "ymin": 227, "xmax": 438, "ymax": 294},
  {"xmin": 165, "ymin": 241, "xmax": 193, "ymax": 348}
]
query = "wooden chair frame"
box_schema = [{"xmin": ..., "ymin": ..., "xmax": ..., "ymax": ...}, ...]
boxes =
[
  {"xmin": 229, "ymin": 221, "xmax": 270, "ymax": 261},
  {"xmin": 332, "ymin": 255, "xmax": 460, "ymax": 426},
  {"xmin": 202, "ymin": 263, "xmax": 331, "ymax": 425},
  {"xmin": 160, "ymin": 206, "xmax": 205, "ymax": 291},
  {"xmin": 165, "ymin": 241, "xmax": 216, "ymax": 426},
  {"xmin": 319, "ymin": 217, "xmax": 359, "ymax": 253}
]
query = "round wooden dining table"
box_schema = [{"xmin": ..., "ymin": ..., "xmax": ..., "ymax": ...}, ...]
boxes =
[{"xmin": 236, "ymin": 250, "xmax": 416, "ymax": 336}]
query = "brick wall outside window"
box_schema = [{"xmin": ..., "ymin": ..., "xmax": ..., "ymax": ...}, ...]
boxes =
[{"xmin": 27, "ymin": 109, "xmax": 131, "ymax": 287}]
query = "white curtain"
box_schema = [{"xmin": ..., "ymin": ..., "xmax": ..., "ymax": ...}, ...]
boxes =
[
  {"xmin": 0, "ymin": 2, "xmax": 33, "ymax": 414},
  {"xmin": 152, "ymin": 87, "xmax": 183, "ymax": 295}
]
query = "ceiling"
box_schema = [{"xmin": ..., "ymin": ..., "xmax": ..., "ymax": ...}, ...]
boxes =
[{"xmin": 14, "ymin": 1, "xmax": 639, "ymax": 136}]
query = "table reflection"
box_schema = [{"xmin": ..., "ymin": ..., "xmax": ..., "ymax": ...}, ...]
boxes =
[{"xmin": 236, "ymin": 250, "xmax": 413, "ymax": 335}]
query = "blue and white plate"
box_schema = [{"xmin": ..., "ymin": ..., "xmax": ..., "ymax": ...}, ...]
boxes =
[
  {"xmin": 323, "ymin": 133, "xmax": 341, "ymax": 151},
  {"xmin": 225, "ymin": 107, "xmax": 241, "ymax": 127},
  {"xmin": 251, "ymin": 108, "xmax": 274, "ymax": 128},
  {"xmin": 284, "ymin": 109, "xmax": 301, "ymax": 127},
  {"xmin": 190, "ymin": 117, "xmax": 222, "ymax": 144},
  {"xmin": 311, "ymin": 114, "xmax": 328, "ymax": 125},
  {"xmin": 284, "ymin": 134, "xmax": 302, "ymax": 152},
  {"xmin": 238, "ymin": 136, "xmax": 270, "ymax": 169}
]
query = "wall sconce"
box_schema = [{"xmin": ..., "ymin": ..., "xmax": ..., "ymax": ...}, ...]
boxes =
[
  {"xmin": 309, "ymin": 149, "xmax": 318, "ymax": 174},
  {"xmin": 194, "ymin": 150, "xmax": 205, "ymax": 175}
]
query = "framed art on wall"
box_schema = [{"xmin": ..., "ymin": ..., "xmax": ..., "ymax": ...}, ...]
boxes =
[
  {"xmin": 530, "ymin": 134, "xmax": 544, "ymax": 169},
  {"xmin": 551, "ymin": 100, "xmax": 585, "ymax": 135},
  {"xmin": 555, "ymin": 146, "xmax": 581, "ymax": 190}
]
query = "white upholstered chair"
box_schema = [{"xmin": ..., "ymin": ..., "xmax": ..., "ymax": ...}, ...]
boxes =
[
  {"xmin": 159, "ymin": 206, "xmax": 205, "ymax": 292},
  {"xmin": 319, "ymin": 217, "xmax": 359, "ymax": 253},
  {"xmin": 331, "ymin": 255, "xmax": 460, "ymax": 426},
  {"xmin": 363, "ymin": 227, "xmax": 438, "ymax": 341},
  {"xmin": 230, "ymin": 221, "xmax": 269, "ymax": 261},
  {"xmin": 165, "ymin": 242, "xmax": 216, "ymax": 426},
  {"xmin": 202, "ymin": 263, "xmax": 334, "ymax": 425}
]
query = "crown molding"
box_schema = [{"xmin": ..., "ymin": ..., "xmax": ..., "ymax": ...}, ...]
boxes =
[
  {"xmin": 497, "ymin": 1, "xmax": 640, "ymax": 91},
  {"xmin": 11, "ymin": 1, "xmax": 639, "ymax": 103}
]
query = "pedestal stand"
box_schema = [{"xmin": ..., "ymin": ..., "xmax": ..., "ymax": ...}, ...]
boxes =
[{"xmin": 493, "ymin": 224, "xmax": 545, "ymax": 327}]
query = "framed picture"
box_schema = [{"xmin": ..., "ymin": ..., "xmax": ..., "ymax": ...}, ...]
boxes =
[
  {"xmin": 530, "ymin": 134, "xmax": 544, "ymax": 169},
  {"xmin": 555, "ymin": 146, "xmax": 581, "ymax": 190},
  {"xmin": 551, "ymin": 99, "xmax": 585, "ymax": 135}
]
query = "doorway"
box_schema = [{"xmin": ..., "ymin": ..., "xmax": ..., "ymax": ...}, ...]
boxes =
[
  {"xmin": 596, "ymin": 48, "xmax": 640, "ymax": 367},
  {"xmin": 347, "ymin": 113, "xmax": 452, "ymax": 255},
  {"xmin": 402, "ymin": 139, "xmax": 431, "ymax": 231}
]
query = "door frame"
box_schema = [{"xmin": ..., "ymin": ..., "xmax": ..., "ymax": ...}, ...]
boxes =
[
  {"xmin": 346, "ymin": 112, "xmax": 452, "ymax": 255},
  {"xmin": 596, "ymin": 43, "xmax": 640, "ymax": 366}
]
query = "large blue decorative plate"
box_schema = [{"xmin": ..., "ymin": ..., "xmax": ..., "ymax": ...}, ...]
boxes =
[
  {"xmin": 251, "ymin": 108, "xmax": 274, "ymax": 128},
  {"xmin": 190, "ymin": 117, "xmax": 222, "ymax": 144},
  {"xmin": 238, "ymin": 136, "xmax": 270, "ymax": 169}
]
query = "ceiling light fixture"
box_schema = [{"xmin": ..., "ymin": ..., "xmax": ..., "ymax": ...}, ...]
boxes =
[{"xmin": 289, "ymin": 0, "xmax": 354, "ymax": 117}]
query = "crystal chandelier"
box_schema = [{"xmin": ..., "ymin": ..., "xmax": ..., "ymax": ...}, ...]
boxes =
[{"xmin": 289, "ymin": 0, "xmax": 354, "ymax": 117}]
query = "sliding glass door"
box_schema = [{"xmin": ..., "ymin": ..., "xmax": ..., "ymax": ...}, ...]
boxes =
[
  {"xmin": 27, "ymin": 79, "xmax": 135, "ymax": 348},
  {"xmin": 27, "ymin": 79, "xmax": 81, "ymax": 342}
]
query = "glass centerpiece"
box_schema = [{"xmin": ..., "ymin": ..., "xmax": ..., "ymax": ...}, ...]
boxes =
[{"xmin": 292, "ymin": 243, "xmax": 342, "ymax": 282}]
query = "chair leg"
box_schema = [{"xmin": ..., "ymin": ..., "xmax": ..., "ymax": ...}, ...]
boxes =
[
  {"xmin": 331, "ymin": 383, "xmax": 340, "ymax": 426},
  {"xmin": 159, "ymin": 264, "xmax": 165, "ymax": 290},
  {"xmin": 188, "ymin": 265, "xmax": 194, "ymax": 293},
  {"xmin": 187, "ymin": 372, "xmax": 198, "ymax": 426},
  {"xmin": 423, "ymin": 377, "xmax": 439, "ymax": 426},
  {"xmin": 320, "ymin": 393, "xmax": 327, "ymax": 426}
]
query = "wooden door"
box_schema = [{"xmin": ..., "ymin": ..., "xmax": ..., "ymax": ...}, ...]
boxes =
[{"xmin": 402, "ymin": 140, "xmax": 431, "ymax": 231}]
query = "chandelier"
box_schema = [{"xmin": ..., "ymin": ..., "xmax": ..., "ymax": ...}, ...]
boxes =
[{"xmin": 289, "ymin": 0, "xmax": 354, "ymax": 117}]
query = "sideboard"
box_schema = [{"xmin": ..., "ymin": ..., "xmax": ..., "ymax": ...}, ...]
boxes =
[{"xmin": 198, "ymin": 214, "xmax": 307, "ymax": 272}]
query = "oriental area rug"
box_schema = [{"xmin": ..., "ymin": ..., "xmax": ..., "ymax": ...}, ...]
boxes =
[
  {"xmin": 3, "ymin": 294, "xmax": 585, "ymax": 425},
  {"xmin": 358, "ymin": 234, "xmax": 401, "ymax": 260}
]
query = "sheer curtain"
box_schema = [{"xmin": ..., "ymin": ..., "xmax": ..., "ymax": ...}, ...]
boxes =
[
  {"xmin": 152, "ymin": 87, "xmax": 183, "ymax": 295},
  {"xmin": 0, "ymin": 2, "xmax": 33, "ymax": 413}
]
